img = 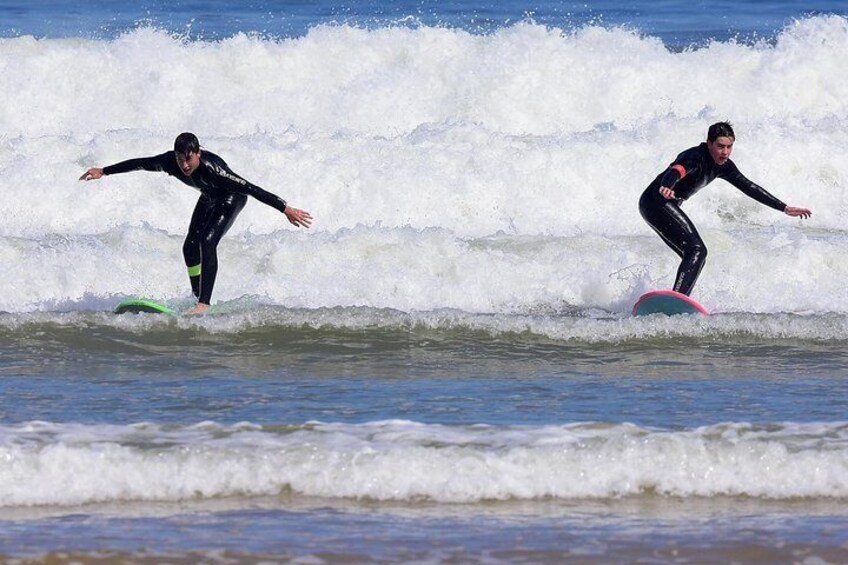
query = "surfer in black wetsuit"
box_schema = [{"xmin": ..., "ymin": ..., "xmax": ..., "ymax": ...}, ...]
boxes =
[
  {"xmin": 80, "ymin": 132, "xmax": 313, "ymax": 315},
  {"xmin": 639, "ymin": 122, "xmax": 811, "ymax": 296}
]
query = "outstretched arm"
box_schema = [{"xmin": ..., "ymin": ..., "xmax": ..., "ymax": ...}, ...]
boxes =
[
  {"xmin": 724, "ymin": 162, "xmax": 787, "ymax": 211},
  {"xmin": 724, "ymin": 163, "xmax": 811, "ymax": 219},
  {"xmin": 207, "ymin": 161, "xmax": 313, "ymax": 228},
  {"xmin": 79, "ymin": 153, "xmax": 170, "ymax": 181},
  {"xmin": 228, "ymin": 175, "xmax": 313, "ymax": 228}
]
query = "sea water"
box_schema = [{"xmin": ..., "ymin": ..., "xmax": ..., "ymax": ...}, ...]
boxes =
[{"xmin": 1, "ymin": 1, "xmax": 847, "ymax": 563}]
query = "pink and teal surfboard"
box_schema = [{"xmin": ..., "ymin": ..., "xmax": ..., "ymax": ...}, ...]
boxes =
[{"xmin": 632, "ymin": 289, "xmax": 709, "ymax": 317}]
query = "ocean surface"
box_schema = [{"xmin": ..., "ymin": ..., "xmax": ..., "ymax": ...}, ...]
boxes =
[{"xmin": 2, "ymin": 0, "xmax": 848, "ymax": 563}]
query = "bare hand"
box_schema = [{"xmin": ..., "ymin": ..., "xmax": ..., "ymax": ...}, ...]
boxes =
[
  {"xmin": 784, "ymin": 206, "xmax": 812, "ymax": 219},
  {"xmin": 659, "ymin": 186, "xmax": 676, "ymax": 200},
  {"xmin": 79, "ymin": 167, "xmax": 104, "ymax": 181},
  {"xmin": 284, "ymin": 207, "xmax": 313, "ymax": 228}
]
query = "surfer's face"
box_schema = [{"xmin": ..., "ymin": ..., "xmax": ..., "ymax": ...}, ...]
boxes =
[
  {"xmin": 176, "ymin": 150, "xmax": 201, "ymax": 175},
  {"xmin": 707, "ymin": 136, "xmax": 734, "ymax": 165}
]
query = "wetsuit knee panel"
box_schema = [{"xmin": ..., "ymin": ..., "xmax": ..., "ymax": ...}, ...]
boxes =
[
  {"xmin": 686, "ymin": 237, "xmax": 707, "ymax": 255},
  {"xmin": 201, "ymin": 231, "xmax": 219, "ymax": 246}
]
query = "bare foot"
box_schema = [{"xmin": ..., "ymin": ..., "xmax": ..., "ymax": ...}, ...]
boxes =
[{"xmin": 184, "ymin": 303, "xmax": 210, "ymax": 316}]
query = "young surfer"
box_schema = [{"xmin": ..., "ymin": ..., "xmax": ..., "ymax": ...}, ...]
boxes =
[
  {"xmin": 639, "ymin": 122, "xmax": 811, "ymax": 296},
  {"xmin": 80, "ymin": 132, "xmax": 313, "ymax": 315}
]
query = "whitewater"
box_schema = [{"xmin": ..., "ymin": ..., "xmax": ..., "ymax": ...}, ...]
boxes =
[
  {"xmin": 1, "ymin": 420, "xmax": 847, "ymax": 507},
  {"xmin": 1, "ymin": 16, "xmax": 847, "ymax": 322}
]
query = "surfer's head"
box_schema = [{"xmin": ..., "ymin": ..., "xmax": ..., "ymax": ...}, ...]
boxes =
[
  {"xmin": 706, "ymin": 121, "xmax": 734, "ymax": 165},
  {"xmin": 174, "ymin": 132, "xmax": 201, "ymax": 176}
]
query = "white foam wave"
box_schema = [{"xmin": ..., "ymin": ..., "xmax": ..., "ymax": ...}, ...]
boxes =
[
  {"xmin": 1, "ymin": 18, "xmax": 846, "ymax": 314},
  {"xmin": 1, "ymin": 420, "xmax": 846, "ymax": 507},
  {"xmin": 3, "ymin": 17, "xmax": 848, "ymax": 138},
  {"xmin": 1, "ymin": 226, "xmax": 846, "ymax": 316}
]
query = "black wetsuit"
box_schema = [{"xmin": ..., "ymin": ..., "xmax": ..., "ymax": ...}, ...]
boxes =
[
  {"xmin": 639, "ymin": 142, "xmax": 786, "ymax": 295},
  {"xmin": 104, "ymin": 151, "xmax": 287, "ymax": 304}
]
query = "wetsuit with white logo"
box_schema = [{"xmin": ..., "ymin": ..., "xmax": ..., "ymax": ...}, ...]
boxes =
[
  {"xmin": 639, "ymin": 142, "xmax": 786, "ymax": 295},
  {"xmin": 103, "ymin": 150, "xmax": 287, "ymax": 304}
]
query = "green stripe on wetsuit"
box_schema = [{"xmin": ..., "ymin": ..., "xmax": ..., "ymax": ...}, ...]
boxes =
[{"xmin": 187, "ymin": 264, "xmax": 202, "ymax": 276}]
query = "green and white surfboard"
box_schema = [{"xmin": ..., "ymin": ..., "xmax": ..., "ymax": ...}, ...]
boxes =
[{"xmin": 113, "ymin": 298, "xmax": 177, "ymax": 315}]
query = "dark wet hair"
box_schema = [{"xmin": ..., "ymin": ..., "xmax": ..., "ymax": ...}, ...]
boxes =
[
  {"xmin": 707, "ymin": 122, "xmax": 735, "ymax": 142},
  {"xmin": 174, "ymin": 132, "xmax": 200, "ymax": 155}
]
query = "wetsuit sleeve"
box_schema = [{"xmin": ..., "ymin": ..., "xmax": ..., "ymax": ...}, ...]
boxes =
[
  {"xmin": 722, "ymin": 161, "xmax": 786, "ymax": 211},
  {"xmin": 659, "ymin": 167, "xmax": 684, "ymax": 188},
  {"xmin": 102, "ymin": 152, "xmax": 171, "ymax": 176},
  {"xmin": 659, "ymin": 150, "xmax": 702, "ymax": 188},
  {"xmin": 205, "ymin": 161, "xmax": 287, "ymax": 213}
]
